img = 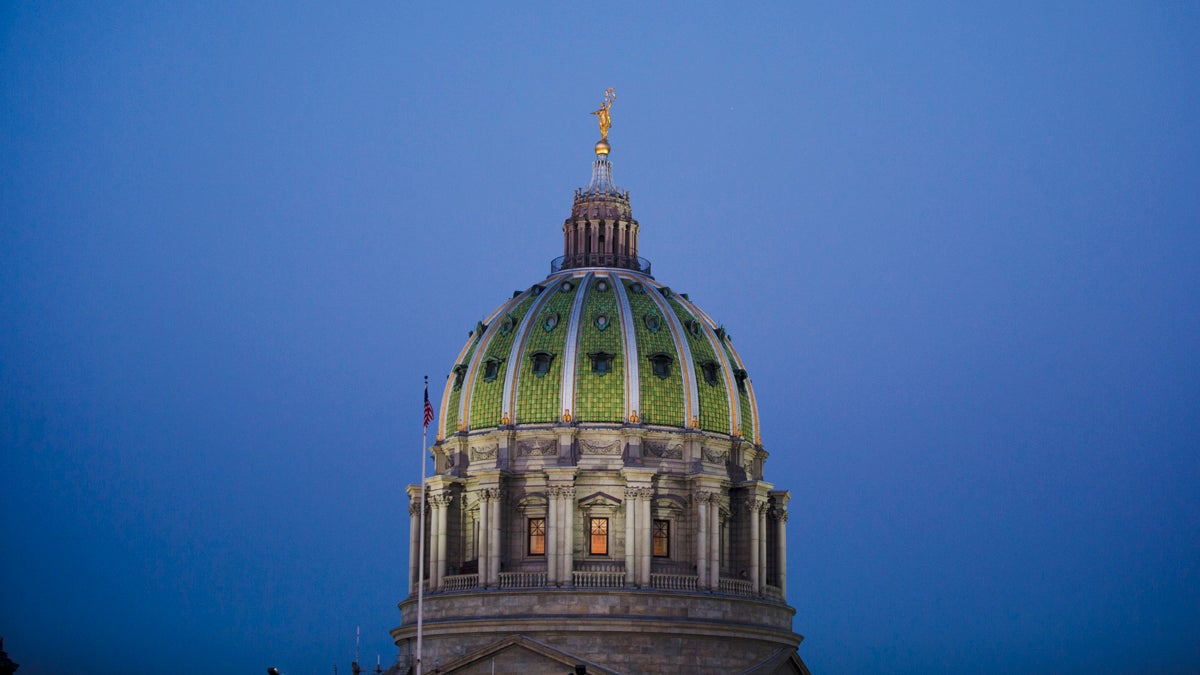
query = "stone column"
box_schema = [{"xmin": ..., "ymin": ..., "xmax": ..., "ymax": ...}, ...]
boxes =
[
  {"xmin": 777, "ymin": 509, "xmax": 788, "ymax": 596},
  {"xmin": 562, "ymin": 486, "xmax": 576, "ymax": 586},
  {"xmin": 758, "ymin": 505, "xmax": 768, "ymax": 593},
  {"xmin": 625, "ymin": 486, "xmax": 638, "ymax": 587},
  {"xmin": 436, "ymin": 494, "xmax": 452, "ymax": 590},
  {"xmin": 748, "ymin": 497, "xmax": 761, "ymax": 592},
  {"xmin": 547, "ymin": 487, "xmax": 559, "ymax": 585},
  {"xmin": 488, "ymin": 487, "xmax": 502, "ymax": 587},
  {"xmin": 441, "ymin": 495, "xmax": 452, "ymax": 589},
  {"xmin": 478, "ymin": 491, "xmax": 491, "ymax": 585},
  {"xmin": 639, "ymin": 488, "xmax": 652, "ymax": 586},
  {"xmin": 708, "ymin": 497, "xmax": 721, "ymax": 590},
  {"xmin": 428, "ymin": 498, "xmax": 440, "ymax": 590},
  {"xmin": 408, "ymin": 499, "xmax": 421, "ymax": 595},
  {"xmin": 696, "ymin": 493, "xmax": 709, "ymax": 588}
]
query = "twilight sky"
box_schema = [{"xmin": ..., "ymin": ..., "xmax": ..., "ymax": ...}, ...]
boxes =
[{"xmin": 2, "ymin": 3, "xmax": 1198, "ymax": 674}]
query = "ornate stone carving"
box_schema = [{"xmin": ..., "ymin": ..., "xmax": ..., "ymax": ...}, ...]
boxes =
[
  {"xmin": 517, "ymin": 438, "xmax": 557, "ymax": 456},
  {"xmin": 469, "ymin": 443, "xmax": 498, "ymax": 461},
  {"xmin": 701, "ymin": 446, "xmax": 729, "ymax": 464},
  {"xmin": 580, "ymin": 439, "xmax": 623, "ymax": 455},
  {"xmin": 644, "ymin": 440, "xmax": 683, "ymax": 459},
  {"xmin": 624, "ymin": 486, "xmax": 652, "ymax": 501}
]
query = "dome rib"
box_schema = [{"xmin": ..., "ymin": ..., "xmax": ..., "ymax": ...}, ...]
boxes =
[
  {"xmin": 665, "ymin": 295, "xmax": 736, "ymax": 435},
  {"xmin": 442, "ymin": 291, "xmax": 524, "ymax": 438},
  {"xmin": 641, "ymin": 284, "xmax": 701, "ymax": 428},
  {"xmin": 461, "ymin": 292, "xmax": 534, "ymax": 431},
  {"xmin": 503, "ymin": 279, "xmax": 563, "ymax": 424},
  {"xmin": 558, "ymin": 272, "xmax": 593, "ymax": 420},
  {"xmin": 610, "ymin": 272, "xmax": 641, "ymax": 422}
]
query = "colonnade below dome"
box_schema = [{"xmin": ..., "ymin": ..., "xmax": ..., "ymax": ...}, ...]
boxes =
[{"xmin": 405, "ymin": 458, "xmax": 789, "ymax": 601}]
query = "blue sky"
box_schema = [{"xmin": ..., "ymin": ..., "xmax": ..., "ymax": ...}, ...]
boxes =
[{"xmin": 2, "ymin": 3, "xmax": 1198, "ymax": 673}]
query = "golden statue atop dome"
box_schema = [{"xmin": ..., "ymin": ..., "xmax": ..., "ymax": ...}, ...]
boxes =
[{"xmin": 591, "ymin": 88, "xmax": 616, "ymax": 155}]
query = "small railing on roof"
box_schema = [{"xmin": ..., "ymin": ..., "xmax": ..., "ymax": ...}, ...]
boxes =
[
  {"xmin": 551, "ymin": 254, "xmax": 652, "ymax": 276},
  {"xmin": 416, "ymin": 573, "xmax": 785, "ymax": 602},
  {"xmin": 442, "ymin": 573, "xmax": 479, "ymax": 592}
]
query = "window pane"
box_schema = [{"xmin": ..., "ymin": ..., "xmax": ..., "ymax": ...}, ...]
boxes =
[
  {"xmin": 653, "ymin": 520, "xmax": 669, "ymax": 557},
  {"xmin": 529, "ymin": 518, "xmax": 545, "ymax": 556},
  {"xmin": 589, "ymin": 517, "xmax": 608, "ymax": 555}
]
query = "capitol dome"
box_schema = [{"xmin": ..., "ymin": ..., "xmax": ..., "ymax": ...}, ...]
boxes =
[
  {"xmin": 393, "ymin": 104, "xmax": 807, "ymax": 675},
  {"xmin": 438, "ymin": 254, "xmax": 761, "ymax": 444}
]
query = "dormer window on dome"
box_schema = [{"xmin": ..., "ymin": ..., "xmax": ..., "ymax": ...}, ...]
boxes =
[
  {"xmin": 530, "ymin": 351, "xmax": 555, "ymax": 378},
  {"xmin": 482, "ymin": 357, "xmax": 505, "ymax": 382},
  {"xmin": 588, "ymin": 351, "xmax": 614, "ymax": 376},
  {"xmin": 452, "ymin": 363, "xmax": 468, "ymax": 390},
  {"xmin": 700, "ymin": 360, "xmax": 720, "ymax": 386},
  {"xmin": 648, "ymin": 352, "xmax": 674, "ymax": 379}
]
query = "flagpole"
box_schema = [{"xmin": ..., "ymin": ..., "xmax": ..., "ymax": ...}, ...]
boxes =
[{"xmin": 416, "ymin": 375, "xmax": 430, "ymax": 675}]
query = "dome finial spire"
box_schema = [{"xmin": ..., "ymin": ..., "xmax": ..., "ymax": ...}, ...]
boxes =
[{"xmin": 591, "ymin": 87, "xmax": 616, "ymax": 155}]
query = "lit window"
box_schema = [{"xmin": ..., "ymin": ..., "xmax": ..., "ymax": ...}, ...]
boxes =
[
  {"xmin": 528, "ymin": 518, "xmax": 545, "ymax": 556},
  {"xmin": 589, "ymin": 517, "xmax": 609, "ymax": 555},
  {"xmin": 653, "ymin": 520, "xmax": 670, "ymax": 557}
]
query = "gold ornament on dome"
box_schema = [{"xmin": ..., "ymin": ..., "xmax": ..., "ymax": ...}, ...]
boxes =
[{"xmin": 591, "ymin": 88, "xmax": 616, "ymax": 139}]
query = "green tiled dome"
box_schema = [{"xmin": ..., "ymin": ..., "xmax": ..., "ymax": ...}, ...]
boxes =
[
  {"xmin": 435, "ymin": 134, "xmax": 762, "ymax": 448},
  {"xmin": 438, "ymin": 269, "xmax": 761, "ymax": 444}
]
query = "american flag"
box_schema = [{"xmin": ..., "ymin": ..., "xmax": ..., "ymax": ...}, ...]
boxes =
[{"xmin": 423, "ymin": 381, "xmax": 435, "ymax": 430}]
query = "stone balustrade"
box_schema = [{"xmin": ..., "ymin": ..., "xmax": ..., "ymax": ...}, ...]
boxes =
[
  {"xmin": 573, "ymin": 570, "xmax": 625, "ymax": 588},
  {"xmin": 719, "ymin": 577, "xmax": 754, "ymax": 596},
  {"xmin": 499, "ymin": 571, "xmax": 547, "ymax": 588},
  {"xmin": 649, "ymin": 573, "xmax": 698, "ymax": 591},
  {"xmin": 442, "ymin": 574, "xmax": 479, "ymax": 592}
]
